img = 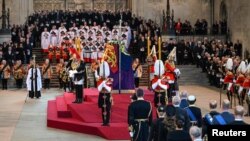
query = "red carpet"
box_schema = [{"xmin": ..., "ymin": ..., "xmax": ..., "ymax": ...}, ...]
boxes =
[{"xmin": 47, "ymin": 88, "xmax": 155, "ymax": 140}]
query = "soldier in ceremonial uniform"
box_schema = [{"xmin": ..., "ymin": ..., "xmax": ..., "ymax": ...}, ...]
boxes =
[
  {"xmin": 97, "ymin": 61, "xmax": 113, "ymax": 126},
  {"xmin": 128, "ymin": 88, "xmax": 152, "ymax": 141},
  {"xmin": 179, "ymin": 91, "xmax": 189, "ymax": 109},
  {"xmin": 68, "ymin": 51, "xmax": 85, "ymax": 103},
  {"xmin": 236, "ymin": 60, "xmax": 247, "ymax": 105},
  {"xmin": 60, "ymin": 61, "xmax": 69, "ymax": 92},
  {"xmin": 224, "ymin": 58, "xmax": 234, "ymax": 103},
  {"xmin": 42, "ymin": 59, "xmax": 53, "ymax": 89},
  {"xmin": 48, "ymin": 44, "xmax": 54, "ymax": 62},
  {"xmin": 244, "ymin": 65, "xmax": 250, "ymax": 116},
  {"xmin": 13, "ymin": 60, "xmax": 26, "ymax": 88},
  {"xmin": 61, "ymin": 43, "xmax": 69, "ymax": 61},
  {"xmin": 185, "ymin": 95, "xmax": 202, "ymax": 127},
  {"xmin": 0, "ymin": 60, "xmax": 11, "ymax": 90},
  {"xmin": 202, "ymin": 100, "xmax": 219, "ymax": 138},
  {"xmin": 151, "ymin": 60, "xmax": 169, "ymax": 107},
  {"xmin": 55, "ymin": 45, "xmax": 62, "ymax": 63},
  {"xmin": 56, "ymin": 59, "xmax": 64, "ymax": 89},
  {"xmin": 164, "ymin": 58, "xmax": 179, "ymax": 102}
]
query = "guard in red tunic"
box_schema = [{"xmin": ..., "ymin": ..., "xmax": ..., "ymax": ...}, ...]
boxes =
[
  {"xmin": 48, "ymin": 44, "xmax": 54, "ymax": 62},
  {"xmin": 164, "ymin": 58, "xmax": 178, "ymax": 102},
  {"xmin": 151, "ymin": 60, "xmax": 169, "ymax": 107},
  {"xmin": 55, "ymin": 45, "xmax": 62, "ymax": 63},
  {"xmin": 97, "ymin": 61, "xmax": 113, "ymax": 126},
  {"xmin": 164, "ymin": 47, "xmax": 180, "ymax": 102},
  {"xmin": 224, "ymin": 58, "xmax": 234, "ymax": 104},
  {"xmin": 236, "ymin": 61, "xmax": 246, "ymax": 105},
  {"xmin": 62, "ymin": 43, "xmax": 69, "ymax": 61}
]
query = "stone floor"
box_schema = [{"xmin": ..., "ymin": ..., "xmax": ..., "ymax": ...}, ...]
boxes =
[{"xmin": 0, "ymin": 86, "xmax": 249, "ymax": 141}]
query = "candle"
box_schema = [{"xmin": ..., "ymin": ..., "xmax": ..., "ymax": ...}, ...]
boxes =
[{"xmin": 158, "ymin": 37, "xmax": 161, "ymax": 60}]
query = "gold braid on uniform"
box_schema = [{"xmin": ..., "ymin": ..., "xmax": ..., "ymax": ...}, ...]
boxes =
[{"xmin": 71, "ymin": 60, "xmax": 80, "ymax": 70}]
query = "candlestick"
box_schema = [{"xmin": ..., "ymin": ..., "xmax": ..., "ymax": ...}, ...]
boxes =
[{"xmin": 158, "ymin": 37, "xmax": 161, "ymax": 60}]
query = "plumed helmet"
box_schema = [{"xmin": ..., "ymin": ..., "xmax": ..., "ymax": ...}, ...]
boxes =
[
  {"xmin": 154, "ymin": 60, "xmax": 165, "ymax": 76},
  {"xmin": 237, "ymin": 61, "xmax": 247, "ymax": 73},
  {"xmin": 226, "ymin": 58, "xmax": 233, "ymax": 70}
]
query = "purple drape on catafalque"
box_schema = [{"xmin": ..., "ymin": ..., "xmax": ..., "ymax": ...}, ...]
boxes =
[{"xmin": 109, "ymin": 44, "xmax": 134, "ymax": 90}]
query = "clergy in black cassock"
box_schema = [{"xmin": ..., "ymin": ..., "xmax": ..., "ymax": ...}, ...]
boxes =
[{"xmin": 26, "ymin": 61, "xmax": 42, "ymax": 99}]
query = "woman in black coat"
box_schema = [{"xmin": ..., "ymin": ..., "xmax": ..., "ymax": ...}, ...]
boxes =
[{"xmin": 167, "ymin": 115, "xmax": 192, "ymax": 141}]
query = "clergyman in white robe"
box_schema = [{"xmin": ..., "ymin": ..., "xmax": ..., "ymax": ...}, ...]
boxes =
[{"xmin": 26, "ymin": 67, "xmax": 42, "ymax": 98}]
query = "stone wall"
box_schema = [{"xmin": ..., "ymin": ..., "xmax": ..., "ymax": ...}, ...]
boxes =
[
  {"xmin": 0, "ymin": 0, "xmax": 33, "ymax": 27},
  {"xmin": 132, "ymin": 0, "xmax": 211, "ymax": 27},
  {"xmin": 214, "ymin": 0, "xmax": 250, "ymax": 57}
]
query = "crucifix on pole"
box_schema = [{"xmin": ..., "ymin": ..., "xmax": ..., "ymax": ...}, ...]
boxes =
[{"xmin": 118, "ymin": 13, "xmax": 123, "ymax": 94}]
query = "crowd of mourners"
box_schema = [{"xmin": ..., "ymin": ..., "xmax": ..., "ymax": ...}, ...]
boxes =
[
  {"xmin": 128, "ymin": 88, "xmax": 249, "ymax": 141},
  {"xmin": 173, "ymin": 19, "xmax": 227, "ymax": 35}
]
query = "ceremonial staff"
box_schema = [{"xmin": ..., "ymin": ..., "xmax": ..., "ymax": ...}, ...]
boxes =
[
  {"xmin": 219, "ymin": 80, "xmax": 223, "ymax": 108},
  {"xmin": 118, "ymin": 17, "xmax": 122, "ymax": 94}
]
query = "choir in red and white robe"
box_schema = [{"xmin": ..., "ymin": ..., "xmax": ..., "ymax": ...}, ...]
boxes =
[{"xmin": 41, "ymin": 31, "xmax": 50, "ymax": 53}]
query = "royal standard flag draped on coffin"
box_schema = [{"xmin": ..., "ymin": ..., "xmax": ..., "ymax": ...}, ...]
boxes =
[{"xmin": 102, "ymin": 42, "xmax": 134, "ymax": 90}]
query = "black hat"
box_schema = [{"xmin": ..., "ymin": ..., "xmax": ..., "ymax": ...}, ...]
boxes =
[
  {"xmin": 105, "ymin": 32, "xmax": 110, "ymax": 36},
  {"xmin": 157, "ymin": 105, "xmax": 165, "ymax": 112},
  {"xmin": 122, "ymin": 34, "xmax": 127, "ymax": 38}
]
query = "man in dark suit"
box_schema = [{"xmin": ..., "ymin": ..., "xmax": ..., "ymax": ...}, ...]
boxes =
[
  {"xmin": 202, "ymin": 100, "xmax": 220, "ymax": 137},
  {"xmin": 230, "ymin": 105, "xmax": 248, "ymax": 125},
  {"xmin": 128, "ymin": 88, "xmax": 152, "ymax": 141},
  {"xmin": 213, "ymin": 99, "xmax": 235, "ymax": 125},
  {"xmin": 203, "ymin": 100, "xmax": 220, "ymax": 124},
  {"xmin": 180, "ymin": 91, "xmax": 189, "ymax": 109},
  {"xmin": 185, "ymin": 95, "xmax": 202, "ymax": 127},
  {"xmin": 172, "ymin": 96, "xmax": 191, "ymax": 131}
]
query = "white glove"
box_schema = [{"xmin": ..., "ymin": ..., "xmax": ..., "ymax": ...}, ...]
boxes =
[
  {"xmin": 238, "ymin": 86, "xmax": 243, "ymax": 96},
  {"xmin": 233, "ymin": 79, "xmax": 236, "ymax": 83},
  {"xmin": 220, "ymin": 78, "xmax": 224, "ymax": 82},
  {"xmin": 248, "ymin": 90, "xmax": 250, "ymax": 96},
  {"xmin": 174, "ymin": 69, "xmax": 181, "ymax": 77},
  {"xmin": 227, "ymin": 83, "xmax": 233, "ymax": 91},
  {"xmin": 69, "ymin": 70, "xmax": 77, "ymax": 78}
]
